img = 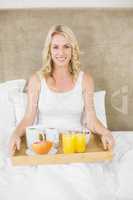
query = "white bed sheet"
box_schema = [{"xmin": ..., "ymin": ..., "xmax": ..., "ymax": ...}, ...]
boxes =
[{"xmin": 0, "ymin": 131, "xmax": 133, "ymax": 200}]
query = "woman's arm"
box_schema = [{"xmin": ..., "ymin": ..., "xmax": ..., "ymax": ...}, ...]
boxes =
[
  {"xmin": 83, "ymin": 72, "xmax": 115, "ymax": 150},
  {"xmin": 9, "ymin": 73, "xmax": 41, "ymax": 154}
]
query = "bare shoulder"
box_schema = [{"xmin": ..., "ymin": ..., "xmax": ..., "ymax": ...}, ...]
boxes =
[{"xmin": 83, "ymin": 70, "xmax": 94, "ymax": 90}]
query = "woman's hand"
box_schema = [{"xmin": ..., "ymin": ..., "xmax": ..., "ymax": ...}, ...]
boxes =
[
  {"xmin": 9, "ymin": 133, "xmax": 21, "ymax": 156},
  {"xmin": 101, "ymin": 132, "xmax": 115, "ymax": 150}
]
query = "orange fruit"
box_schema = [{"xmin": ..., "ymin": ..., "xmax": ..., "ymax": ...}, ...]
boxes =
[{"xmin": 32, "ymin": 141, "xmax": 52, "ymax": 154}]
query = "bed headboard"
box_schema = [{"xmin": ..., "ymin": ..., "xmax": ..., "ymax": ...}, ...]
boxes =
[{"xmin": 0, "ymin": 8, "xmax": 132, "ymax": 131}]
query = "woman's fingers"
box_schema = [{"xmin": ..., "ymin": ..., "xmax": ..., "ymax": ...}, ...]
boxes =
[
  {"xmin": 9, "ymin": 136, "xmax": 21, "ymax": 156},
  {"xmin": 9, "ymin": 142, "xmax": 16, "ymax": 156},
  {"xmin": 12, "ymin": 145, "xmax": 16, "ymax": 155},
  {"xmin": 107, "ymin": 134, "xmax": 115, "ymax": 150},
  {"xmin": 107, "ymin": 142, "xmax": 112, "ymax": 151},
  {"xmin": 101, "ymin": 136, "xmax": 107, "ymax": 150},
  {"xmin": 101, "ymin": 134, "xmax": 115, "ymax": 151},
  {"xmin": 16, "ymin": 137, "xmax": 21, "ymax": 150}
]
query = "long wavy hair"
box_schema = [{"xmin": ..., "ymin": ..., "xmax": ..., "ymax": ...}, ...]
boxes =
[{"xmin": 37, "ymin": 24, "xmax": 81, "ymax": 80}]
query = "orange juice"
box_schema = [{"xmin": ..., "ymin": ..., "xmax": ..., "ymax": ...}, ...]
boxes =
[
  {"xmin": 62, "ymin": 133, "xmax": 76, "ymax": 154},
  {"xmin": 75, "ymin": 133, "xmax": 86, "ymax": 153}
]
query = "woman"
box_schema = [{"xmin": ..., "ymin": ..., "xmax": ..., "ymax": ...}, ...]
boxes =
[{"xmin": 9, "ymin": 24, "xmax": 114, "ymax": 155}]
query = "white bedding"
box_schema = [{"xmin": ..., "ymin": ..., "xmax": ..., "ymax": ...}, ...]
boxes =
[{"xmin": 0, "ymin": 131, "xmax": 133, "ymax": 200}]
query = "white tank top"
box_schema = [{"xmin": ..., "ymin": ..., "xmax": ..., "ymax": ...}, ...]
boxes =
[{"xmin": 38, "ymin": 71, "xmax": 85, "ymax": 131}]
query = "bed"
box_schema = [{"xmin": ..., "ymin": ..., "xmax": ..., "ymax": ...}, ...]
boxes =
[
  {"xmin": 1, "ymin": 133, "xmax": 133, "ymax": 200},
  {"xmin": 0, "ymin": 80, "xmax": 133, "ymax": 200},
  {"xmin": 0, "ymin": 8, "xmax": 133, "ymax": 199}
]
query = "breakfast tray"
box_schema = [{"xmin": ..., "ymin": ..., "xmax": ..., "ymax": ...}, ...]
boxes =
[{"xmin": 11, "ymin": 133, "xmax": 113, "ymax": 166}]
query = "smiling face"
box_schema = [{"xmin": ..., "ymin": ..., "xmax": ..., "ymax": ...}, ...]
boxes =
[{"xmin": 50, "ymin": 33, "xmax": 72, "ymax": 68}]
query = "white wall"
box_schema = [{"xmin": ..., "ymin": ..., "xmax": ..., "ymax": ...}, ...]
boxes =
[{"xmin": 0, "ymin": 0, "xmax": 133, "ymax": 9}]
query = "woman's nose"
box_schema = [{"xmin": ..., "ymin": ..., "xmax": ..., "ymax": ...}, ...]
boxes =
[{"xmin": 58, "ymin": 48, "xmax": 65, "ymax": 55}]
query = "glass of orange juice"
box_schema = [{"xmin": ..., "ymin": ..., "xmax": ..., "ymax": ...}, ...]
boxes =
[
  {"xmin": 62, "ymin": 132, "xmax": 76, "ymax": 154},
  {"xmin": 75, "ymin": 133, "xmax": 86, "ymax": 153}
]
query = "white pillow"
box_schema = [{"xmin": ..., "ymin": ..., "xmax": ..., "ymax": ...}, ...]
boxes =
[
  {"xmin": 10, "ymin": 91, "xmax": 27, "ymax": 125},
  {"xmin": 9, "ymin": 91, "xmax": 39, "ymax": 126},
  {"xmin": 0, "ymin": 79, "xmax": 26, "ymax": 149},
  {"xmin": 94, "ymin": 90, "xmax": 107, "ymax": 127},
  {"xmin": 9, "ymin": 90, "xmax": 107, "ymax": 128},
  {"xmin": 0, "ymin": 79, "xmax": 26, "ymax": 92}
]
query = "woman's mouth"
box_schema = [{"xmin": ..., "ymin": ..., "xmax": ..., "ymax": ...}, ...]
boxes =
[{"xmin": 56, "ymin": 57, "xmax": 67, "ymax": 62}]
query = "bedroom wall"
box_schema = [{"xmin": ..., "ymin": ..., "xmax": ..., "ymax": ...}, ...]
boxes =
[{"xmin": 0, "ymin": 8, "xmax": 132, "ymax": 131}]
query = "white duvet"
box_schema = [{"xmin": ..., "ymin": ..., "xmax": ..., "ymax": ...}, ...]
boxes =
[{"xmin": 0, "ymin": 131, "xmax": 133, "ymax": 200}]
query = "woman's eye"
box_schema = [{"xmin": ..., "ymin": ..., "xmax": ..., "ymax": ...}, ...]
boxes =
[
  {"xmin": 52, "ymin": 45, "xmax": 71, "ymax": 50},
  {"xmin": 64, "ymin": 45, "xmax": 70, "ymax": 49},
  {"xmin": 53, "ymin": 46, "xmax": 58, "ymax": 49}
]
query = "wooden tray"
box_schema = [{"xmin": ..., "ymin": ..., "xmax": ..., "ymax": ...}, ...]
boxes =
[{"xmin": 11, "ymin": 133, "xmax": 113, "ymax": 166}]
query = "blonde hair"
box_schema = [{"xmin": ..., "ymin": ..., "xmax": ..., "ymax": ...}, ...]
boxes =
[{"xmin": 38, "ymin": 24, "xmax": 81, "ymax": 80}]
